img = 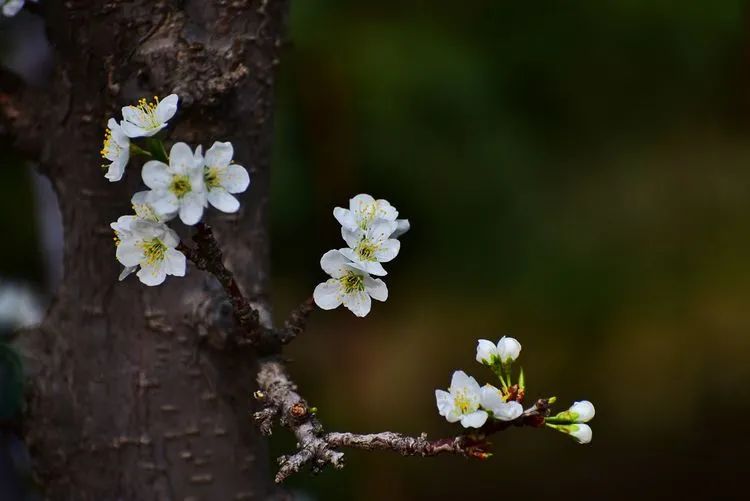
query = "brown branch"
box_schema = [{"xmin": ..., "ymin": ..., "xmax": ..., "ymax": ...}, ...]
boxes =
[
  {"xmin": 255, "ymin": 359, "xmax": 344, "ymax": 483},
  {"xmin": 181, "ymin": 224, "xmax": 316, "ymax": 352},
  {"xmin": 254, "ymin": 354, "xmax": 553, "ymax": 482}
]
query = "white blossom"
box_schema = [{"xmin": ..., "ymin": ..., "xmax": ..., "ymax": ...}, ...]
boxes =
[
  {"xmin": 1, "ymin": 0, "xmax": 35, "ymax": 17},
  {"xmin": 203, "ymin": 141, "xmax": 250, "ymax": 213},
  {"xmin": 339, "ymin": 220, "xmax": 400, "ymax": 276},
  {"xmin": 479, "ymin": 384, "xmax": 524, "ymax": 421},
  {"xmin": 496, "ymin": 336, "xmax": 521, "ymax": 363},
  {"xmin": 435, "ymin": 370, "xmax": 488, "ymax": 428},
  {"xmin": 112, "ymin": 217, "xmax": 185, "ymax": 286},
  {"xmin": 141, "ymin": 142, "xmax": 207, "ymax": 225},
  {"xmin": 334, "ymin": 194, "xmax": 398, "ymax": 232},
  {"xmin": 101, "ymin": 118, "xmax": 130, "ymax": 182},
  {"xmin": 120, "ymin": 94, "xmax": 178, "ymax": 138},
  {"xmin": 313, "ymin": 250, "xmax": 388, "ymax": 317}
]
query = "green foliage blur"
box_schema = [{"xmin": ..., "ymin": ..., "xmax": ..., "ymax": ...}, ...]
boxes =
[{"xmin": 271, "ymin": 1, "xmax": 750, "ymax": 499}]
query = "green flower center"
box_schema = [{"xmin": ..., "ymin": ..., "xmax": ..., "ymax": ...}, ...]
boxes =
[
  {"xmin": 169, "ymin": 175, "xmax": 192, "ymax": 198},
  {"xmin": 355, "ymin": 238, "xmax": 379, "ymax": 262},
  {"xmin": 204, "ymin": 167, "xmax": 222, "ymax": 190},
  {"xmin": 140, "ymin": 238, "xmax": 167, "ymax": 265},
  {"xmin": 454, "ymin": 390, "xmax": 476, "ymax": 414},
  {"xmin": 339, "ymin": 271, "xmax": 365, "ymax": 294}
]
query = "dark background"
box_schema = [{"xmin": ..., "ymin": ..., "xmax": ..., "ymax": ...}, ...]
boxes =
[{"xmin": 3, "ymin": 1, "xmax": 750, "ymax": 499}]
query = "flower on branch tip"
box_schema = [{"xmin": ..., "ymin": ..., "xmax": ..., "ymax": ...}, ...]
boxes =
[
  {"xmin": 547, "ymin": 423, "xmax": 593, "ymax": 444},
  {"xmin": 435, "ymin": 370, "xmax": 488, "ymax": 428},
  {"xmin": 339, "ymin": 220, "xmax": 400, "ymax": 276},
  {"xmin": 120, "ymin": 94, "xmax": 178, "ymax": 138},
  {"xmin": 203, "ymin": 141, "xmax": 250, "ymax": 213},
  {"xmin": 475, "ymin": 336, "xmax": 521, "ymax": 365},
  {"xmin": 333, "ymin": 193, "xmax": 409, "ymax": 237},
  {"xmin": 479, "ymin": 384, "xmax": 524, "ymax": 421},
  {"xmin": 313, "ymin": 250, "xmax": 388, "ymax": 317},
  {"xmin": 141, "ymin": 142, "xmax": 207, "ymax": 225},
  {"xmin": 112, "ymin": 217, "xmax": 185, "ymax": 286},
  {"xmin": 2, "ymin": 0, "xmax": 35, "ymax": 17},
  {"xmin": 101, "ymin": 118, "xmax": 130, "ymax": 182},
  {"xmin": 549, "ymin": 400, "xmax": 595, "ymax": 424}
]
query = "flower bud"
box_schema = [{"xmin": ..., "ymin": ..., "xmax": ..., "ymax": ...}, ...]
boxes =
[
  {"xmin": 475, "ymin": 339, "xmax": 498, "ymax": 365},
  {"xmin": 547, "ymin": 423, "xmax": 593, "ymax": 444},
  {"xmin": 568, "ymin": 400, "xmax": 595, "ymax": 423},
  {"xmin": 568, "ymin": 424, "xmax": 592, "ymax": 444},
  {"xmin": 496, "ymin": 336, "xmax": 521, "ymax": 363},
  {"xmin": 548, "ymin": 400, "xmax": 595, "ymax": 424}
]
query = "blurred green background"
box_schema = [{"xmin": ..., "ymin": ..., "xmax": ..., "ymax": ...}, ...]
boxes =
[{"xmin": 5, "ymin": 0, "xmax": 750, "ymax": 499}]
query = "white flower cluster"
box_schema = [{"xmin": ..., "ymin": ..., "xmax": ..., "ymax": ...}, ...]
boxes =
[
  {"xmin": 435, "ymin": 336, "xmax": 525, "ymax": 429},
  {"xmin": 105, "ymin": 94, "xmax": 250, "ymax": 286},
  {"xmin": 1, "ymin": 0, "xmax": 36, "ymax": 17},
  {"xmin": 436, "ymin": 335, "xmax": 596, "ymax": 443},
  {"xmin": 313, "ymin": 194, "xmax": 409, "ymax": 317}
]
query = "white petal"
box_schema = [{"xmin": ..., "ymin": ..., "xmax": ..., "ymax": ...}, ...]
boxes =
[
  {"xmin": 320, "ymin": 250, "xmax": 352, "ymax": 278},
  {"xmin": 367, "ymin": 220, "xmax": 398, "ymax": 243},
  {"xmin": 333, "ymin": 207, "xmax": 357, "ymax": 230},
  {"xmin": 364, "ymin": 276, "xmax": 388, "ymax": 302},
  {"xmin": 313, "ymin": 280, "xmax": 343, "ymax": 310},
  {"xmin": 460, "ymin": 410, "xmax": 488, "ymax": 429},
  {"xmin": 116, "ymin": 242, "xmax": 143, "ymax": 267},
  {"xmin": 119, "ymin": 120, "xmax": 149, "ymax": 138},
  {"xmin": 435, "ymin": 389, "xmax": 454, "ymax": 416},
  {"xmin": 375, "ymin": 199, "xmax": 399, "ymax": 221},
  {"xmin": 476, "ymin": 340, "xmax": 498, "ymax": 364},
  {"xmin": 150, "ymin": 191, "xmax": 180, "ymax": 216},
  {"xmin": 480, "ymin": 385, "xmax": 504, "ymax": 409},
  {"xmin": 179, "ymin": 193, "xmax": 205, "ymax": 225},
  {"xmin": 164, "ymin": 248, "xmax": 186, "ymax": 277},
  {"xmin": 341, "ymin": 227, "xmax": 362, "ymax": 249},
  {"xmin": 162, "ymin": 227, "xmax": 180, "ymax": 248},
  {"xmin": 155, "ymin": 94, "xmax": 179, "ymax": 123},
  {"xmin": 205, "ymin": 141, "xmax": 233, "ymax": 168},
  {"xmin": 374, "ymin": 239, "xmax": 400, "ymax": 262},
  {"xmin": 137, "ymin": 261, "xmax": 167, "ymax": 286},
  {"xmin": 494, "ymin": 401, "xmax": 523, "ymax": 421},
  {"xmin": 141, "ymin": 161, "xmax": 171, "ymax": 189},
  {"xmin": 343, "ymin": 291, "xmax": 371, "ymax": 317},
  {"xmin": 449, "ymin": 370, "xmax": 472, "ymax": 392},
  {"xmin": 570, "ymin": 424, "xmax": 593, "ymax": 444},
  {"xmin": 169, "ymin": 142, "xmax": 196, "ymax": 174},
  {"xmin": 569, "ymin": 401, "xmax": 596, "ymax": 423},
  {"xmin": 118, "ymin": 266, "xmax": 137, "ymax": 281},
  {"xmin": 121, "ymin": 106, "xmax": 146, "ymax": 128},
  {"xmin": 105, "ymin": 157, "xmax": 127, "ymax": 182},
  {"xmin": 207, "ymin": 189, "xmax": 240, "ymax": 213},
  {"xmin": 354, "ymin": 259, "xmax": 387, "ymax": 276},
  {"xmin": 349, "ymin": 194, "xmax": 375, "ymax": 211},
  {"xmin": 497, "ymin": 336, "xmax": 522, "ymax": 362},
  {"xmin": 391, "ymin": 219, "xmax": 410, "ymax": 238},
  {"xmin": 222, "ymin": 164, "xmax": 250, "ymax": 193}
]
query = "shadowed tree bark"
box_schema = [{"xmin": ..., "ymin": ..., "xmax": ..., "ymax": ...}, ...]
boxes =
[{"xmin": 2, "ymin": 1, "xmax": 288, "ymax": 499}]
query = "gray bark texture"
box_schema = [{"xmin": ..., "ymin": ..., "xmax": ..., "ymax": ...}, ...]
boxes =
[{"xmin": 2, "ymin": 1, "xmax": 288, "ymax": 499}]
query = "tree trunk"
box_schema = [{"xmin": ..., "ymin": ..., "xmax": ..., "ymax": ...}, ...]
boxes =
[{"xmin": 9, "ymin": 1, "xmax": 288, "ymax": 499}]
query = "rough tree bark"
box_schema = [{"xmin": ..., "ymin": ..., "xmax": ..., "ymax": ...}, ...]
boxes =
[{"xmin": 3, "ymin": 1, "xmax": 288, "ymax": 499}]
